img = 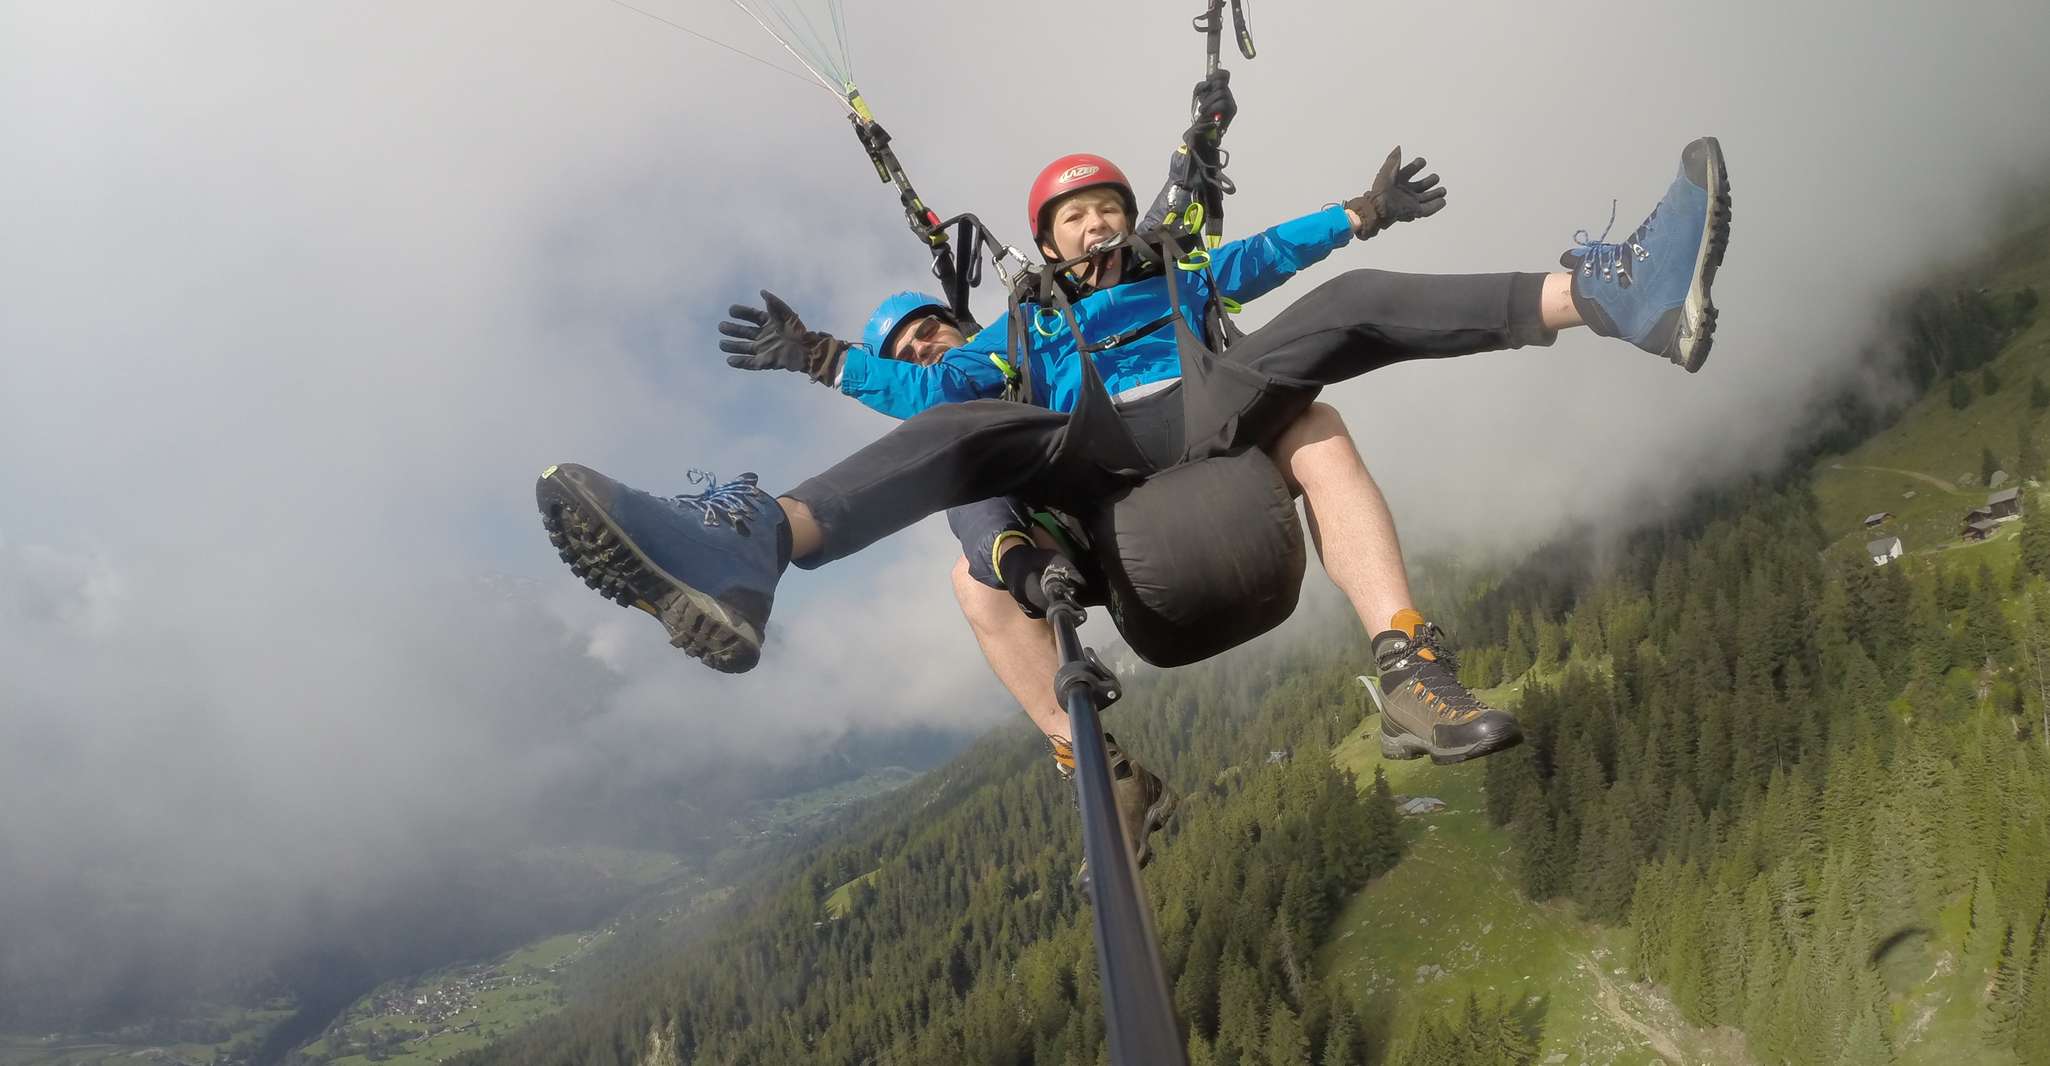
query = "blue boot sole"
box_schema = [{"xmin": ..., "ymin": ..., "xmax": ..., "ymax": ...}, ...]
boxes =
[{"xmin": 1671, "ymin": 136, "xmax": 1732, "ymax": 373}]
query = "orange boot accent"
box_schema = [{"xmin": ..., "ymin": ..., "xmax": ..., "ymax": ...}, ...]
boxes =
[{"xmin": 1387, "ymin": 608, "xmax": 1436, "ymax": 660}]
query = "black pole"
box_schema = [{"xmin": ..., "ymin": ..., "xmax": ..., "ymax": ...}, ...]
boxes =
[{"xmin": 1042, "ymin": 571, "xmax": 1189, "ymax": 1066}]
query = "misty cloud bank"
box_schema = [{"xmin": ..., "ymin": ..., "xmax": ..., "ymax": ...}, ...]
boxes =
[{"xmin": 4, "ymin": 0, "xmax": 2049, "ymax": 1028}]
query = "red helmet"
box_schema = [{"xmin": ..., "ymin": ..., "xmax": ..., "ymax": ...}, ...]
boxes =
[{"xmin": 1027, "ymin": 153, "xmax": 1135, "ymax": 240}]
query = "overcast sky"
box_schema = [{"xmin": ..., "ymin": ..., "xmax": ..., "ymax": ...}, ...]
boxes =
[{"xmin": 5, "ymin": 0, "xmax": 2050, "ymax": 1003}]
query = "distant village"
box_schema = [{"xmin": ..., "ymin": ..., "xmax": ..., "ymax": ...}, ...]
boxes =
[
  {"xmin": 304, "ymin": 934, "xmax": 597, "ymax": 1064},
  {"xmin": 363, "ymin": 965, "xmax": 535, "ymax": 1030},
  {"xmin": 1862, "ymin": 481, "xmax": 2025, "ymax": 566}
]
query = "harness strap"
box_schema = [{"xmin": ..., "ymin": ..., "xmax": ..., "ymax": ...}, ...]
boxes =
[{"xmin": 1000, "ymin": 229, "xmax": 1240, "ymax": 404}]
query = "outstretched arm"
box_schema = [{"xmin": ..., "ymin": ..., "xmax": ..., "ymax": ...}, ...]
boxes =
[
  {"xmin": 1204, "ymin": 147, "xmax": 1449, "ymax": 303},
  {"xmin": 718, "ymin": 292, "xmax": 849, "ymax": 386},
  {"xmin": 836, "ymin": 334, "xmax": 1013, "ymax": 420},
  {"xmin": 1341, "ymin": 147, "xmax": 1446, "ymax": 239},
  {"xmin": 718, "ymin": 292, "xmax": 1012, "ymax": 418}
]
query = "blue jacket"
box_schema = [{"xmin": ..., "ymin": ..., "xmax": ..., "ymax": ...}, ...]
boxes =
[{"xmin": 835, "ymin": 206, "xmax": 1354, "ymax": 418}]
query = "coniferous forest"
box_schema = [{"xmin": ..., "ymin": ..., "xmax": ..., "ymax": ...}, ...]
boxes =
[{"xmin": 1463, "ymin": 482, "xmax": 2050, "ymax": 1066}]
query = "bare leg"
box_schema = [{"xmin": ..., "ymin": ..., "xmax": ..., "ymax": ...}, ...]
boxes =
[
  {"xmin": 1265, "ymin": 402, "xmax": 1414, "ymax": 635},
  {"xmin": 778, "ymin": 498, "xmax": 823, "ymax": 559},
  {"xmin": 1540, "ymin": 272, "xmax": 1583, "ymax": 331},
  {"xmin": 950, "ymin": 554, "xmax": 1070, "ymax": 744}
]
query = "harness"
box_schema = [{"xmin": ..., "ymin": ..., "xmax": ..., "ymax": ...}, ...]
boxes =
[{"xmin": 994, "ymin": 225, "xmax": 1246, "ymax": 407}]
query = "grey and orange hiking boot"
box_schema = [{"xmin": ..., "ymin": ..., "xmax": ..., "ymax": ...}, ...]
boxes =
[
  {"xmin": 1069, "ymin": 733, "xmax": 1179, "ymax": 898},
  {"xmin": 1562, "ymin": 136, "xmax": 1732, "ymax": 372},
  {"xmin": 1370, "ymin": 610, "xmax": 1522, "ymax": 765},
  {"xmin": 536, "ymin": 463, "xmax": 788, "ymax": 673}
]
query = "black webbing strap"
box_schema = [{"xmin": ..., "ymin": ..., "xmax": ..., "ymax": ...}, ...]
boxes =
[
  {"xmin": 1184, "ymin": 0, "xmax": 1254, "ymax": 247},
  {"xmin": 931, "ymin": 217, "xmax": 987, "ymax": 333}
]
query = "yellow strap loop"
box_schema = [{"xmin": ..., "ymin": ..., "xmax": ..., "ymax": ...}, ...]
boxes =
[
  {"xmin": 989, "ymin": 530, "xmax": 1034, "ymax": 583},
  {"xmin": 1175, "ymin": 202, "xmax": 1212, "ymax": 269}
]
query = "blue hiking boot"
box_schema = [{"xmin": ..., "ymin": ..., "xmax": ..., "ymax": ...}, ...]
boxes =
[
  {"xmin": 1562, "ymin": 137, "xmax": 1732, "ymax": 372},
  {"xmin": 536, "ymin": 463, "xmax": 788, "ymax": 673}
]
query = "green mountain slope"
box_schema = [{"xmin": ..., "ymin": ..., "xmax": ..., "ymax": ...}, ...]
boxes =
[
  {"xmin": 1342, "ymin": 222, "xmax": 2049, "ymax": 1066},
  {"xmin": 1319, "ymin": 727, "xmax": 1751, "ymax": 1065}
]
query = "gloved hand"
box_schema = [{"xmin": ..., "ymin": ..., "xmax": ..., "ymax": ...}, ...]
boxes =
[
  {"xmin": 1189, "ymin": 68, "xmax": 1236, "ymax": 143},
  {"xmin": 998, "ymin": 544, "xmax": 1083, "ymax": 619},
  {"xmin": 1343, "ymin": 148, "xmax": 1447, "ymax": 240},
  {"xmin": 718, "ymin": 291, "xmax": 849, "ymax": 386}
]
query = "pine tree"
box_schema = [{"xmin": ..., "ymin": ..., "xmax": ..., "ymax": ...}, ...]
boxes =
[
  {"xmin": 1985, "ymin": 365, "xmax": 2005, "ymax": 395},
  {"xmin": 2023, "ymin": 506, "xmax": 2050, "ymax": 580},
  {"xmin": 1363, "ymin": 767, "xmax": 1404, "ymax": 876},
  {"xmin": 1395, "ymin": 1012, "xmax": 1454, "ymax": 1066},
  {"xmin": 2016, "ymin": 912, "xmax": 2050, "ymax": 1066},
  {"xmin": 1488, "ymin": 998, "xmax": 1537, "ymax": 1066},
  {"xmin": 1575, "ymin": 797, "xmax": 1638, "ymax": 921},
  {"xmin": 1984, "ymin": 445, "xmax": 2003, "ymax": 486},
  {"xmin": 1629, "ymin": 860, "xmax": 1673, "ymax": 980},
  {"xmin": 1215, "ymin": 956, "xmax": 1266, "ymax": 1066},
  {"xmin": 1960, "ymin": 573, "xmax": 2017, "ymax": 668},
  {"xmin": 1834, "ymin": 996, "xmax": 1895, "ymax": 1066},
  {"xmin": 1980, "ymin": 926, "xmax": 2028, "ymax": 1048},
  {"xmin": 1504, "ymin": 609, "xmax": 1534, "ymax": 681},
  {"xmin": 1569, "ymin": 606, "xmax": 1604, "ymax": 662},
  {"xmin": 2033, "ymin": 374, "xmax": 2050, "ymax": 411},
  {"xmin": 1943, "ymin": 565, "xmax": 1973, "ymax": 612},
  {"xmin": 1953, "ymin": 375, "xmax": 1975, "ymax": 409},
  {"xmin": 1176, "ymin": 924, "xmax": 1223, "ymax": 1041},
  {"xmin": 2021, "ymin": 417, "xmax": 2043, "ymax": 481},
  {"xmin": 1319, "ymin": 999, "xmax": 1360, "ymax": 1066},
  {"xmin": 1264, "ymin": 999, "xmax": 1312, "ymax": 1066},
  {"xmin": 1535, "ymin": 611, "xmax": 1563, "ymax": 669}
]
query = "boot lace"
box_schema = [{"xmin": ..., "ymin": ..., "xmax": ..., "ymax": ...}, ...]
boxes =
[
  {"xmin": 1407, "ymin": 624, "xmax": 1485, "ymax": 723},
  {"xmin": 674, "ymin": 470, "xmax": 768, "ymax": 534},
  {"xmin": 1570, "ymin": 199, "xmax": 1653, "ymax": 288}
]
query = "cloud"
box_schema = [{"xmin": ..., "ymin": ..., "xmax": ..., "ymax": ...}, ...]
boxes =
[{"xmin": 2, "ymin": 0, "xmax": 2048, "ymax": 1022}]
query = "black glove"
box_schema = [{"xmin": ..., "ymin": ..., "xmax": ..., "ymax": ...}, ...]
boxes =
[
  {"xmin": 1342, "ymin": 147, "xmax": 1447, "ymax": 240},
  {"xmin": 1189, "ymin": 68, "xmax": 1236, "ymax": 143},
  {"xmin": 718, "ymin": 291, "xmax": 848, "ymax": 386},
  {"xmin": 998, "ymin": 544, "xmax": 1082, "ymax": 620}
]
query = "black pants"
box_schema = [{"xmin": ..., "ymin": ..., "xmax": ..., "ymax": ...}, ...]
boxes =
[{"xmin": 789, "ymin": 269, "xmax": 1553, "ymax": 568}]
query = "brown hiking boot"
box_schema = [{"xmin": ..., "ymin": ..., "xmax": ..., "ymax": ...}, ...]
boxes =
[
  {"xmin": 1066, "ymin": 733, "xmax": 1178, "ymax": 897},
  {"xmin": 1371, "ymin": 610, "xmax": 1523, "ymax": 765}
]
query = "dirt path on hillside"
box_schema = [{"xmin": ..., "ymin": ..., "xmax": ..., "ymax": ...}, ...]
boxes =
[
  {"xmin": 1571, "ymin": 950, "xmax": 1688, "ymax": 1064},
  {"xmin": 1830, "ymin": 464, "xmax": 1964, "ymax": 493}
]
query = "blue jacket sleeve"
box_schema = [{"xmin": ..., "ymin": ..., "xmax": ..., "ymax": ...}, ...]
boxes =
[
  {"xmin": 836, "ymin": 322, "xmax": 1014, "ymax": 420},
  {"xmin": 1202, "ymin": 206, "xmax": 1354, "ymax": 305}
]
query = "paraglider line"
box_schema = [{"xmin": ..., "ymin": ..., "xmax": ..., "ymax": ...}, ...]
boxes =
[
  {"xmin": 726, "ymin": 0, "xmax": 853, "ymax": 105},
  {"xmin": 594, "ymin": 0, "xmax": 834, "ymax": 97}
]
